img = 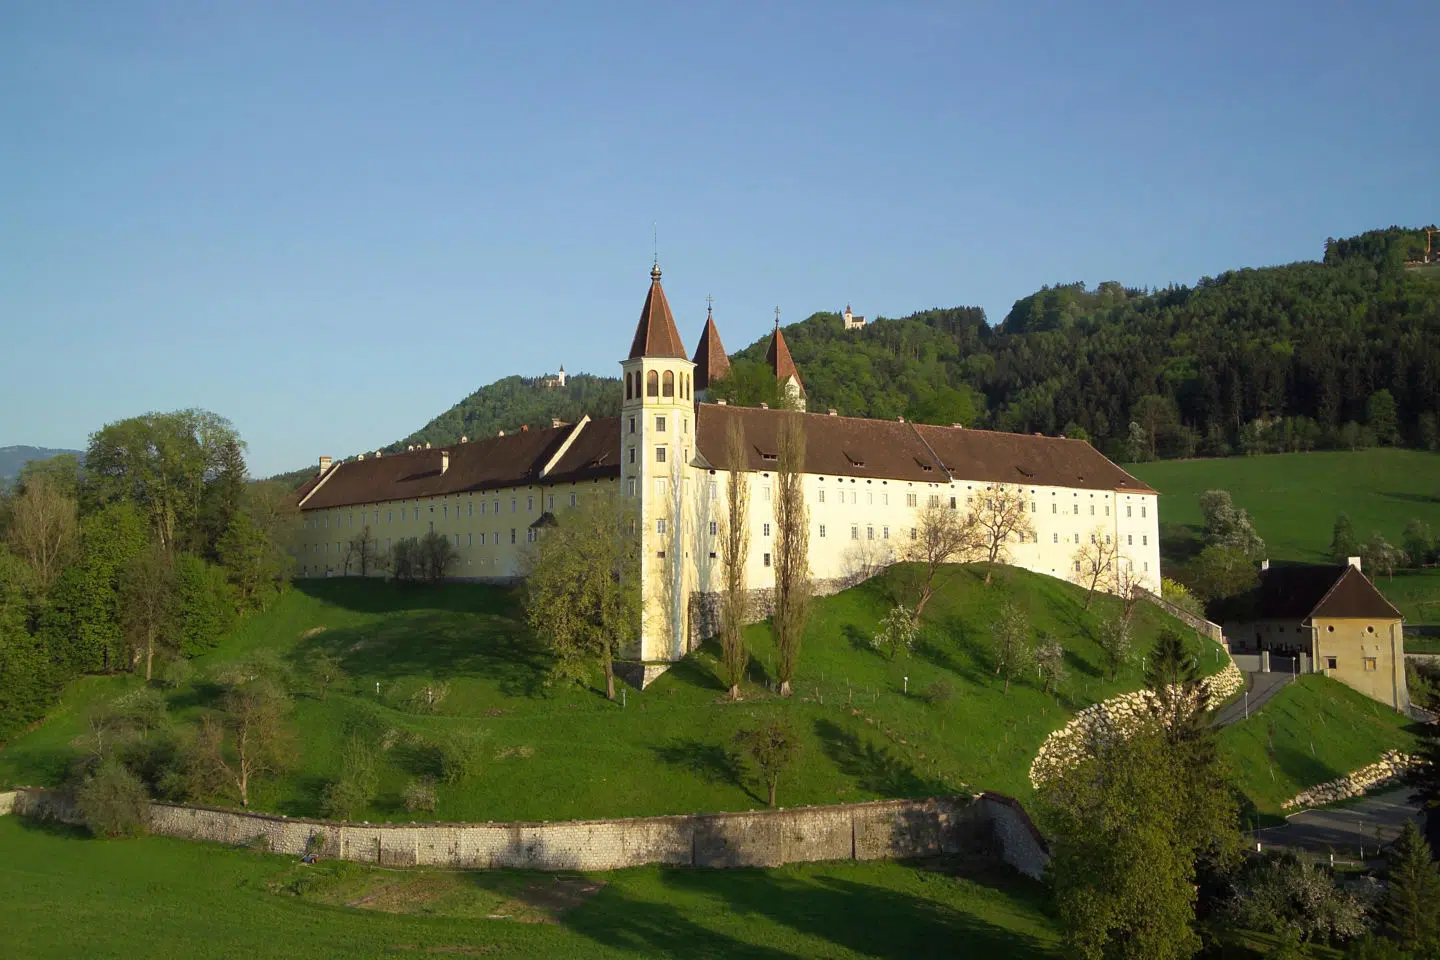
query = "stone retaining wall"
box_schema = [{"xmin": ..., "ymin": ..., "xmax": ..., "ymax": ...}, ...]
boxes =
[
  {"xmin": 1028, "ymin": 660, "xmax": 1246, "ymax": 788},
  {"xmin": 1280, "ymin": 751, "xmax": 1423, "ymax": 811},
  {"xmin": 1138, "ymin": 588, "xmax": 1226, "ymax": 646},
  {"xmin": 0, "ymin": 791, "xmax": 14, "ymax": 817},
  {"xmin": 688, "ymin": 577, "xmax": 859, "ymax": 646},
  {"xmin": 6, "ymin": 790, "xmax": 1049, "ymax": 877}
]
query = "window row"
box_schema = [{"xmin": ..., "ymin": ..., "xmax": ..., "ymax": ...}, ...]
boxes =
[{"xmin": 625, "ymin": 369, "xmax": 693, "ymax": 400}]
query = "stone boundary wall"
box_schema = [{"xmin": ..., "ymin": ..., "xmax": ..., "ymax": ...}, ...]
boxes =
[
  {"xmin": 688, "ymin": 576, "xmax": 859, "ymax": 646},
  {"xmin": 0, "ymin": 791, "xmax": 13, "ymax": 817},
  {"xmin": 1028, "ymin": 660, "xmax": 1246, "ymax": 788},
  {"xmin": 6, "ymin": 790, "xmax": 1049, "ymax": 878},
  {"xmin": 1280, "ymin": 751, "xmax": 1423, "ymax": 811},
  {"xmin": 1138, "ymin": 588, "xmax": 1226, "ymax": 646}
]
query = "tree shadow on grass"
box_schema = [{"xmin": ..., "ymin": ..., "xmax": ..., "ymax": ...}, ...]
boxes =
[
  {"xmin": 917, "ymin": 616, "xmax": 991, "ymax": 685},
  {"xmin": 813, "ymin": 718, "xmax": 951, "ymax": 798},
  {"xmin": 1270, "ymin": 744, "xmax": 1343, "ymax": 790},
  {"xmin": 562, "ymin": 879, "xmax": 799, "ymax": 959},
  {"xmin": 655, "ymin": 867, "xmax": 1056, "ymax": 960},
  {"xmin": 650, "ymin": 738, "xmax": 761, "ymax": 804},
  {"xmin": 293, "ymin": 579, "xmax": 521, "ymax": 617},
  {"xmin": 842, "ymin": 623, "xmax": 874, "ymax": 655},
  {"xmin": 290, "ymin": 612, "xmax": 552, "ymax": 699},
  {"xmin": 1379, "ymin": 491, "xmax": 1440, "ymax": 506}
]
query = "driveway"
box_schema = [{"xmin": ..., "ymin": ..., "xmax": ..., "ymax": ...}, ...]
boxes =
[
  {"xmin": 1211, "ymin": 671, "xmax": 1294, "ymax": 729},
  {"xmin": 1252, "ymin": 788, "xmax": 1423, "ymax": 860}
]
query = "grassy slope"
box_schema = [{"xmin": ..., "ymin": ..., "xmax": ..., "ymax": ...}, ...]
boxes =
[
  {"xmin": 0, "ymin": 564, "xmax": 1224, "ymax": 820},
  {"xmin": 1218, "ymin": 675, "xmax": 1421, "ymax": 816},
  {"xmin": 1129, "ymin": 448, "xmax": 1440, "ymax": 623},
  {"xmin": 0, "ymin": 818, "xmax": 1061, "ymax": 959}
]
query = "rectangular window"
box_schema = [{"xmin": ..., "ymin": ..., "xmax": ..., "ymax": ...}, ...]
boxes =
[
  {"xmin": 655, "ymin": 447, "xmax": 667, "ymax": 463},
  {"xmin": 414, "ymin": 508, "xmax": 420, "ymax": 521},
  {"xmin": 1053, "ymin": 533, "xmax": 1058, "ymax": 543},
  {"xmin": 627, "ymin": 479, "xmax": 637, "ymax": 497},
  {"xmin": 1052, "ymin": 504, "xmax": 1058, "ymax": 514},
  {"xmin": 708, "ymin": 521, "xmax": 717, "ymax": 535},
  {"xmin": 1363, "ymin": 657, "xmax": 1377, "ymax": 672},
  {"xmin": 1073, "ymin": 504, "xmax": 1080, "ymax": 515},
  {"xmin": 1141, "ymin": 506, "xmax": 1147, "ymax": 518},
  {"xmin": 1074, "ymin": 560, "xmax": 1081, "ymax": 571},
  {"xmin": 386, "ymin": 538, "xmax": 391, "ymax": 551},
  {"xmin": 1089, "ymin": 505, "xmax": 1094, "ymax": 515},
  {"xmin": 819, "ymin": 524, "xmax": 826, "ymax": 538},
  {"xmin": 480, "ymin": 502, "xmax": 486, "ymax": 515},
  {"xmin": 708, "ymin": 481, "xmax": 718, "ymax": 500},
  {"xmin": 528, "ymin": 529, "xmax": 537, "ymax": 543},
  {"xmin": 709, "ymin": 551, "xmax": 717, "ymax": 559},
  {"xmin": 851, "ymin": 524, "xmax": 859, "ymax": 541},
  {"xmin": 493, "ymin": 500, "xmax": 500, "ymax": 514},
  {"xmin": 1105, "ymin": 506, "xmax": 1110, "ymax": 516},
  {"xmin": 468, "ymin": 503, "xmax": 473, "ymax": 517},
  {"xmin": 569, "ymin": 493, "xmax": 577, "ymax": 507},
  {"xmin": 763, "ymin": 522, "xmax": 771, "ymax": 537},
  {"xmin": 454, "ymin": 533, "xmax": 461, "ymax": 547},
  {"xmin": 949, "ymin": 496, "xmax": 956, "ymax": 509},
  {"xmin": 763, "ymin": 486, "xmax": 772, "ymax": 502},
  {"xmin": 547, "ymin": 495, "xmax": 553, "ymax": 511},
  {"xmin": 655, "ymin": 477, "xmax": 667, "ymax": 497},
  {"xmin": 629, "ymin": 447, "xmax": 636, "ymax": 464},
  {"xmin": 910, "ymin": 527, "xmax": 917, "ymax": 540},
  {"xmin": 511, "ymin": 499, "xmax": 517, "ymax": 513},
  {"xmin": 1126, "ymin": 505, "xmax": 1132, "ymax": 518},
  {"xmin": 882, "ymin": 493, "xmax": 888, "ymax": 506},
  {"xmin": 1105, "ymin": 535, "xmax": 1111, "ymax": 544},
  {"xmin": 882, "ymin": 526, "xmax": 889, "ymax": 540},
  {"xmin": 387, "ymin": 511, "xmax": 392, "ymax": 522},
  {"xmin": 479, "ymin": 533, "xmax": 486, "ymax": 545},
  {"xmin": 628, "ymin": 417, "xmax": 635, "ymax": 434},
  {"xmin": 1128, "ymin": 534, "xmax": 1133, "ymax": 546},
  {"xmin": 928, "ymin": 495, "xmax": 940, "ymax": 507},
  {"xmin": 763, "ymin": 552, "xmax": 772, "ymax": 567},
  {"xmin": 866, "ymin": 525, "xmax": 874, "ymax": 541},
  {"xmin": 818, "ymin": 489, "xmax": 826, "ymax": 504},
  {"xmin": 657, "ymin": 519, "xmax": 667, "ymax": 534},
  {"xmin": 1030, "ymin": 501, "xmax": 1036, "ymax": 512},
  {"xmin": 510, "ymin": 529, "xmax": 516, "ymax": 544},
  {"xmin": 1142, "ymin": 535, "xmax": 1148, "ymax": 546},
  {"xmin": 867, "ymin": 492, "xmax": 873, "ymax": 505},
  {"xmin": 1090, "ymin": 533, "xmax": 1096, "ymax": 544},
  {"xmin": 1325, "ymin": 656, "xmax": 1338, "ymax": 670},
  {"xmin": 1143, "ymin": 561, "xmax": 1149, "ymax": 572},
  {"xmin": 906, "ymin": 493, "xmax": 917, "ymax": 508},
  {"xmin": 443, "ymin": 505, "xmax": 448, "ymax": 519},
  {"xmin": 656, "ymin": 415, "xmax": 667, "ymax": 432}
]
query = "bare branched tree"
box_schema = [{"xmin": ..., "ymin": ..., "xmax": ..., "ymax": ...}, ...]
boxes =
[
  {"xmin": 719, "ymin": 419, "xmax": 751, "ymax": 700},
  {"xmin": 6, "ymin": 473, "xmax": 78, "ymax": 594},
  {"xmin": 773, "ymin": 413, "xmax": 810, "ymax": 697},
  {"xmin": 1072, "ymin": 526, "xmax": 1121, "ymax": 609},
  {"xmin": 904, "ymin": 501, "xmax": 983, "ymax": 619},
  {"xmin": 969, "ymin": 485, "xmax": 1036, "ymax": 584}
]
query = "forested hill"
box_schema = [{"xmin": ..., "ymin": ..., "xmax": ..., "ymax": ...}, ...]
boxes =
[
  {"xmin": 0, "ymin": 446, "xmax": 82, "ymax": 484},
  {"xmin": 270, "ymin": 224, "xmax": 1439, "ymax": 486},
  {"xmin": 721, "ymin": 224, "xmax": 1440, "ymax": 464}
]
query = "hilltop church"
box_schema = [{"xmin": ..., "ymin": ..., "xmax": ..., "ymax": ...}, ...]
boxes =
[{"xmin": 292, "ymin": 264, "xmax": 1162, "ymax": 676}]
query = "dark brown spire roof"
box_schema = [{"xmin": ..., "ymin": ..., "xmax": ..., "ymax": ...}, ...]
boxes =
[
  {"xmin": 628, "ymin": 264, "xmax": 688, "ymax": 360},
  {"xmin": 765, "ymin": 324, "xmax": 805, "ymax": 395},
  {"xmin": 692, "ymin": 311, "xmax": 731, "ymax": 391}
]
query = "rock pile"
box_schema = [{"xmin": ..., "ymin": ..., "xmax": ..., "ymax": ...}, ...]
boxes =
[
  {"xmin": 1279, "ymin": 750, "xmax": 1421, "ymax": 811},
  {"xmin": 1029, "ymin": 660, "xmax": 1245, "ymax": 788}
]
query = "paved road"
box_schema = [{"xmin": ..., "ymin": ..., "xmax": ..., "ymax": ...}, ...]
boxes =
[
  {"xmin": 1211, "ymin": 671, "xmax": 1295, "ymax": 729},
  {"xmin": 1252, "ymin": 788, "xmax": 1422, "ymax": 860}
]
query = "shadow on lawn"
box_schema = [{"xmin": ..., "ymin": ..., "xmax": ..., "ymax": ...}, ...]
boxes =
[
  {"xmin": 1269, "ymin": 743, "xmax": 1343, "ymax": 791},
  {"xmin": 813, "ymin": 718, "xmax": 951, "ymax": 797},
  {"xmin": 650, "ymin": 738, "xmax": 761, "ymax": 804},
  {"xmin": 290, "ymin": 612, "xmax": 551, "ymax": 700},
  {"xmin": 637, "ymin": 866, "xmax": 1055, "ymax": 960},
  {"xmin": 292, "ymin": 578, "xmax": 521, "ymax": 617}
]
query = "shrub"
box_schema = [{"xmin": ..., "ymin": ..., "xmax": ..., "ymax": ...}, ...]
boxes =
[
  {"xmin": 1224, "ymin": 850, "xmax": 1368, "ymax": 944},
  {"xmin": 157, "ymin": 657, "xmax": 193, "ymax": 690},
  {"xmin": 114, "ymin": 687, "xmax": 169, "ymax": 735},
  {"xmin": 922, "ymin": 679, "xmax": 954, "ymax": 707},
  {"xmin": 304, "ymin": 831, "xmax": 326, "ymax": 857},
  {"xmin": 76, "ymin": 760, "xmax": 149, "ymax": 838},
  {"xmin": 1160, "ymin": 578, "xmax": 1204, "ymax": 619},
  {"xmin": 319, "ymin": 777, "xmax": 372, "ymax": 821},
  {"xmin": 403, "ymin": 776, "xmax": 438, "ymax": 813},
  {"xmin": 437, "ymin": 731, "xmax": 486, "ymax": 784},
  {"xmin": 870, "ymin": 605, "xmax": 919, "ymax": 660}
]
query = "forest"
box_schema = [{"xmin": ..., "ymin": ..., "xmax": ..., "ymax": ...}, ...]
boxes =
[
  {"xmin": 0, "ymin": 412, "xmax": 295, "ymax": 742},
  {"xmin": 265, "ymin": 224, "xmax": 1440, "ymax": 484}
]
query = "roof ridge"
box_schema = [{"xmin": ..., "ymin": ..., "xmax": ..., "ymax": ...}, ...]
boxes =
[{"xmin": 1308, "ymin": 565, "xmax": 1403, "ymax": 621}]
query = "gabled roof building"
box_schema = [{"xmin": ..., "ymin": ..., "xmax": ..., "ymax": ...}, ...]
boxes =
[{"xmin": 291, "ymin": 264, "xmax": 1162, "ymax": 682}]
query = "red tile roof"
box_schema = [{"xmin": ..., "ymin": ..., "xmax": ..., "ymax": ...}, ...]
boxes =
[
  {"xmin": 1215, "ymin": 563, "xmax": 1402, "ymax": 623},
  {"xmin": 298, "ymin": 418, "xmax": 622, "ymax": 511},
  {"xmin": 765, "ymin": 325, "xmax": 805, "ymax": 395},
  {"xmin": 628, "ymin": 266, "xmax": 687, "ymax": 360},
  {"xmin": 695, "ymin": 403, "xmax": 1153, "ymax": 492},
  {"xmin": 692, "ymin": 313, "xmax": 731, "ymax": 392},
  {"xmin": 1310, "ymin": 565, "xmax": 1403, "ymax": 620}
]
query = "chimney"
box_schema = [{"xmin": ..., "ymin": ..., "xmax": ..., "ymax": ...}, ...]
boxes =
[
  {"xmin": 407, "ymin": 445, "xmax": 414, "ymax": 451},
  {"xmin": 460, "ymin": 435, "xmax": 468, "ymax": 443},
  {"xmin": 318, "ymin": 456, "xmax": 332, "ymax": 475},
  {"xmin": 951, "ymin": 423, "xmax": 964, "ymax": 429},
  {"xmin": 424, "ymin": 442, "xmax": 431, "ymax": 449},
  {"xmin": 1348, "ymin": 555, "xmax": 1362, "ymax": 572},
  {"xmin": 828, "ymin": 409, "xmax": 838, "ymax": 416},
  {"xmin": 441, "ymin": 451, "xmax": 450, "ymax": 474},
  {"xmin": 521, "ymin": 424, "xmax": 529, "ymax": 432},
  {"xmin": 897, "ymin": 416, "xmax": 905, "ymax": 423},
  {"xmin": 551, "ymin": 418, "xmax": 562, "ymax": 429},
  {"xmin": 357, "ymin": 453, "xmax": 365, "ymax": 461},
  {"xmin": 1260, "ymin": 559, "xmax": 1270, "ymax": 571},
  {"xmin": 760, "ymin": 402, "xmax": 769, "ymax": 409},
  {"xmin": 498, "ymin": 429, "xmax": 505, "ymax": 437},
  {"xmin": 716, "ymin": 399, "xmax": 727, "ymax": 406},
  {"xmin": 375, "ymin": 450, "xmax": 382, "ymax": 458}
]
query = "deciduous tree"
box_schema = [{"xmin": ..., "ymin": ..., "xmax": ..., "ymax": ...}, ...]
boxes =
[
  {"xmin": 734, "ymin": 715, "xmax": 801, "ymax": 807},
  {"xmin": 118, "ymin": 542, "xmax": 177, "ymax": 682},
  {"xmin": 773, "ymin": 413, "xmax": 810, "ymax": 697},
  {"xmin": 718, "ymin": 419, "xmax": 751, "ymax": 700},
  {"xmin": 991, "ymin": 601, "xmax": 1033, "ymax": 694},
  {"xmin": 969, "ymin": 484, "xmax": 1035, "ymax": 584},
  {"xmin": 1072, "ymin": 526, "xmax": 1120, "ymax": 608},
  {"xmin": 5, "ymin": 472, "xmax": 77, "ymax": 594},
  {"xmin": 521, "ymin": 488, "xmax": 638, "ymax": 701},
  {"xmin": 903, "ymin": 501, "xmax": 982, "ymax": 618},
  {"xmin": 199, "ymin": 669, "xmax": 291, "ymax": 808},
  {"xmin": 1330, "ymin": 513, "xmax": 1360, "ymax": 563},
  {"xmin": 871, "ymin": 604, "xmax": 919, "ymax": 661}
]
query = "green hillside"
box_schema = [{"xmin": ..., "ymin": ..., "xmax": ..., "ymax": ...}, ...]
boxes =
[
  {"xmin": 0, "ymin": 565, "xmax": 1223, "ymax": 822},
  {"xmin": 1128, "ymin": 448, "xmax": 1440, "ymax": 623},
  {"xmin": 1219, "ymin": 675, "xmax": 1421, "ymax": 816},
  {"xmin": 0, "ymin": 818, "xmax": 1061, "ymax": 959}
]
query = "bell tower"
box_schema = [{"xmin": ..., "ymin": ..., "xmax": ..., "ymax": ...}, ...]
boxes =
[{"xmin": 621, "ymin": 263, "xmax": 697, "ymax": 665}]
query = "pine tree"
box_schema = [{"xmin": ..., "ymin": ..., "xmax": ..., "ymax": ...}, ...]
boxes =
[{"xmin": 1381, "ymin": 821, "xmax": 1440, "ymax": 952}]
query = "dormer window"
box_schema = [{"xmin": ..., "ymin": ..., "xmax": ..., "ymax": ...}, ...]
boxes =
[{"xmin": 844, "ymin": 450, "xmax": 866, "ymax": 467}]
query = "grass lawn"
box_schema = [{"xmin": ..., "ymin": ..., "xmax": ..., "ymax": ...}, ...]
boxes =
[
  {"xmin": 1217, "ymin": 675, "xmax": 1423, "ymax": 817},
  {"xmin": 0, "ymin": 816, "xmax": 1062, "ymax": 959},
  {"xmin": 0, "ymin": 564, "xmax": 1225, "ymax": 822},
  {"xmin": 1129, "ymin": 448, "xmax": 1440, "ymax": 623}
]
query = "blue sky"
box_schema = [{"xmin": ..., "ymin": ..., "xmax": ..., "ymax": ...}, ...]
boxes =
[{"xmin": 3, "ymin": 1, "xmax": 1437, "ymax": 476}]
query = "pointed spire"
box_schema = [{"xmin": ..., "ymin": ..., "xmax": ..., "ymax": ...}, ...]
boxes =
[
  {"xmin": 628, "ymin": 263, "xmax": 687, "ymax": 359},
  {"xmin": 765, "ymin": 321, "xmax": 805, "ymax": 396},
  {"xmin": 692, "ymin": 300, "xmax": 731, "ymax": 393}
]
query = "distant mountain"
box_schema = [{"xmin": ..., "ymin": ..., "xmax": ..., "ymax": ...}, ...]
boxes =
[{"xmin": 0, "ymin": 446, "xmax": 83, "ymax": 484}]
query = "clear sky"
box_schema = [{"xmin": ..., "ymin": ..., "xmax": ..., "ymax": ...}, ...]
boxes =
[{"xmin": 3, "ymin": 1, "xmax": 1437, "ymax": 477}]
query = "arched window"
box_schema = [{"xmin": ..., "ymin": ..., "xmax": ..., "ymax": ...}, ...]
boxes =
[
  {"xmin": 625, "ymin": 372, "xmax": 633, "ymax": 400},
  {"xmin": 662, "ymin": 370, "xmax": 675, "ymax": 397},
  {"xmin": 682, "ymin": 374, "xmax": 688, "ymax": 399},
  {"xmin": 647, "ymin": 370, "xmax": 659, "ymax": 397},
  {"xmin": 686, "ymin": 374, "xmax": 692, "ymax": 398}
]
